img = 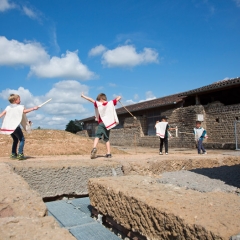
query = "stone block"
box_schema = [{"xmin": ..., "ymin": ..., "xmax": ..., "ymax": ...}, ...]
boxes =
[
  {"xmin": 0, "ymin": 217, "xmax": 75, "ymax": 240},
  {"xmin": 8, "ymin": 160, "xmax": 123, "ymax": 198},
  {"xmin": 88, "ymin": 175, "xmax": 240, "ymax": 240},
  {"xmin": 0, "ymin": 163, "xmax": 75, "ymax": 240}
]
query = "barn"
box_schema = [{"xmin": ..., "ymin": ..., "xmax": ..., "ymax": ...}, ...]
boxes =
[{"xmin": 78, "ymin": 77, "xmax": 240, "ymax": 149}]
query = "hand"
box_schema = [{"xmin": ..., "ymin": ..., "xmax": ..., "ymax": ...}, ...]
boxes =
[
  {"xmin": 81, "ymin": 92, "xmax": 84, "ymax": 98},
  {"xmin": 116, "ymin": 96, "xmax": 121, "ymax": 101}
]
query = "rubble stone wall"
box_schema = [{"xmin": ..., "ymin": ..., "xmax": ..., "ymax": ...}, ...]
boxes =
[
  {"xmin": 0, "ymin": 163, "xmax": 75, "ymax": 240},
  {"xmin": 8, "ymin": 160, "xmax": 123, "ymax": 198},
  {"xmin": 109, "ymin": 103, "xmax": 240, "ymax": 149},
  {"xmin": 110, "ymin": 118, "xmax": 144, "ymax": 146},
  {"xmin": 88, "ymin": 175, "xmax": 240, "ymax": 240}
]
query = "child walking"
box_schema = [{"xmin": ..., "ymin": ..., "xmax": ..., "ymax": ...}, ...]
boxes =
[
  {"xmin": 81, "ymin": 92, "xmax": 121, "ymax": 159},
  {"xmin": 194, "ymin": 121, "xmax": 207, "ymax": 154},
  {"xmin": 0, "ymin": 94, "xmax": 39, "ymax": 160},
  {"xmin": 155, "ymin": 116, "xmax": 175, "ymax": 155}
]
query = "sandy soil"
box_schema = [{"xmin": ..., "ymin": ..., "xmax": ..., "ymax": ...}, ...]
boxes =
[{"xmin": 0, "ymin": 129, "xmax": 126, "ymax": 157}]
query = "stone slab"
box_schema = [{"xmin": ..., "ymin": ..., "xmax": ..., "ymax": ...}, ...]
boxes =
[
  {"xmin": 0, "ymin": 216, "xmax": 75, "ymax": 240},
  {"xmin": 88, "ymin": 175, "xmax": 240, "ymax": 240},
  {"xmin": 0, "ymin": 163, "xmax": 75, "ymax": 240},
  {"xmin": 0, "ymin": 163, "xmax": 46, "ymax": 218},
  {"xmin": 8, "ymin": 159, "xmax": 123, "ymax": 198}
]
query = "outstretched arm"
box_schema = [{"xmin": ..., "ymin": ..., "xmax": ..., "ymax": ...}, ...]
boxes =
[
  {"xmin": 115, "ymin": 96, "xmax": 122, "ymax": 102},
  {"xmin": 81, "ymin": 93, "xmax": 95, "ymax": 103},
  {"xmin": 24, "ymin": 106, "xmax": 39, "ymax": 114},
  {"xmin": 0, "ymin": 110, "xmax": 6, "ymax": 118}
]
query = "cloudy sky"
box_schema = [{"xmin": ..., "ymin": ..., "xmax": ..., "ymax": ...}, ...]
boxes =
[{"xmin": 0, "ymin": 0, "xmax": 240, "ymax": 129}]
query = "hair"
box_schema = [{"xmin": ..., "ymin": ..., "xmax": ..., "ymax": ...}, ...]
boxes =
[
  {"xmin": 96, "ymin": 93, "xmax": 107, "ymax": 101},
  {"xmin": 196, "ymin": 121, "xmax": 202, "ymax": 125},
  {"xmin": 8, "ymin": 94, "xmax": 20, "ymax": 103}
]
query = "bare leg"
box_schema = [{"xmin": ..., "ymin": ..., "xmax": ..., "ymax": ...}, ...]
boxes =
[
  {"xmin": 106, "ymin": 141, "xmax": 111, "ymax": 154},
  {"xmin": 93, "ymin": 138, "xmax": 99, "ymax": 148}
]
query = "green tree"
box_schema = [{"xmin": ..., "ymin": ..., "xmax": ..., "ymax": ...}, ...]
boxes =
[{"xmin": 65, "ymin": 120, "xmax": 82, "ymax": 133}]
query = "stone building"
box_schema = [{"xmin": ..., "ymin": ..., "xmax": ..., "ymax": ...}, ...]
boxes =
[{"xmin": 78, "ymin": 77, "xmax": 240, "ymax": 149}]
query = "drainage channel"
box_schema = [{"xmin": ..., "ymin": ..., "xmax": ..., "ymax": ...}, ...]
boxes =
[{"xmin": 46, "ymin": 197, "xmax": 120, "ymax": 240}]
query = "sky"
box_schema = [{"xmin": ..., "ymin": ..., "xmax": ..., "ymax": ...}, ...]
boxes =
[{"xmin": 0, "ymin": 0, "xmax": 240, "ymax": 130}]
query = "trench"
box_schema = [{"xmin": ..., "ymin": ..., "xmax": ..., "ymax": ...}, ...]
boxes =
[{"xmin": 6, "ymin": 154, "xmax": 240, "ymax": 240}]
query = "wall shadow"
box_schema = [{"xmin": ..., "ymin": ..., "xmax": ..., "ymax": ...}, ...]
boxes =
[{"xmin": 190, "ymin": 164, "xmax": 240, "ymax": 188}]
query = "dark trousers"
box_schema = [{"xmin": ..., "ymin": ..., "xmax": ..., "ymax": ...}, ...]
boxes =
[
  {"xmin": 11, "ymin": 126, "xmax": 25, "ymax": 154},
  {"xmin": 160, "ymin": 137, "xmax": 168, "ymax": 153},
  {"xmin": 197, "ymin": 139, "xmax": 206, "ymax": 154}
]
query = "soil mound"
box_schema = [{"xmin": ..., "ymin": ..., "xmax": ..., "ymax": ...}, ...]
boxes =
[{"xmin": 0, "ymin": 129, "xmax": 125, "ymax": 157}]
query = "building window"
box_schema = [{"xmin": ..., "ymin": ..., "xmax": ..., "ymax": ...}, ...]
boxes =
[{"xmin": 147, "ymin": 110, "xmax": 161, "ymax": 136}]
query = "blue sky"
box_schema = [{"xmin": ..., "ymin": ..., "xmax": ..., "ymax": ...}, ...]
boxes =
[{"xmin": 0, "ymin": 0, "xmax": 240, "ymax": 129}]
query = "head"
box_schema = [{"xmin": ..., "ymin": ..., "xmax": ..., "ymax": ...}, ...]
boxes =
[
  {"xmin": 161, "ymin": 116, "xmax": 168, "ymax": 122},
  {"xmin": 196, "ymin": 121, "xmax": 201, "ymax": 128},
  {"xmin": 8, "ymin": 94, "xmax": 20, "ymax": 104},
  {"xmin": 96, "ymin": 93, "xmax": 107, "ymax": 102}
]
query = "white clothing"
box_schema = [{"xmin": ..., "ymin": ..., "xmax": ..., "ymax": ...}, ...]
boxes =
[
  {"xmin": 156, "ymin": 122, "xmax": 168, "ymax": 138},
  {"xmin": 95, "ymin": 100, "xmax": 119, "ymax": 130},
  {"xmin": 0, "ymin": 104, "xmax": 30, "ymax": 134}
]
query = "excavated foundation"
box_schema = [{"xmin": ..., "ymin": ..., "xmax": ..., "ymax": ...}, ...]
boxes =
[
  {"xmin": 0, "ymin": 152, "xmax": 239, "ymax": 240},
  {"xmin": 88, "ymin": 175, "xmax": 240, "ymax": 240}
]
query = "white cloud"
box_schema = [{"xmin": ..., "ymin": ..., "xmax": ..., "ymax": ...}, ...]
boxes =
[
  {"xmin": 109, "ymin": 83, "xmax": 117, "ymax": 87},
  {"xmin": 0, "ymin": 36, "xmax": 49, "ymax": 66},
  {"xmin": 0, "ymin": 81, "xmax": 93, "ymax": 129},
  {"xmin": 102, "ymin": 45, "xmax": 159, "ymax": 68},
  {"xmin": 233, "ymin": 0, "xmax": 240, "ymax": 7},
  {"xmin": 125, "ymin": 99, "xmax": 136, "ymax": 105},
  {"xmin": 29, "ymin": 51, "xmax": 95, "ymax": 80},
  {"xmin": 139, "ymin": 91, "xmax": 156, "ymax": 102},
  {"xmin": 22, "ymin": 6, "xmax": 38, "ymax": 20},
  {"xmin": 0, "ymin": 36, "xmax": 95, "ymax": 80},
  {"xmin": 0, "ymin": 0, "xmax": 16, "ymax": 12},
  {"xmin": 145, "ymin": 91, "xmax": 156, "ymax": 100},
  {"xmin": 88, "ymin": 44, "xmax": 107, "ymax": 56}
]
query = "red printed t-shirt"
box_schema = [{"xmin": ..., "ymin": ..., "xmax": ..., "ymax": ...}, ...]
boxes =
[{"xmin": 94, "ymin": 99, "xmax": 117, "ymax": 124}]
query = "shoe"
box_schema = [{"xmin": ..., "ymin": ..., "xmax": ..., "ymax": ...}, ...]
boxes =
[
  {"xmin": 90, "ymin": 148, "xmax": 97, "ymax": 159},
  {"xmin": 203, "ymin": 152, "xmax": 207, "ymax": 154},
  {"xmin": 17, "ymin": 153, "xmax": 26, "ymax": 160},
  {"xmin": 105, "ymin": 154, "xmax": 112, "ymax": 158},
  {"xmin": 10, "ymin": 153, "xmax": 17, "ymax": 159},
  {"xmin": 165, "ymin": 153, "xmax": 168, "ymax": 155},
  {"xmin": 159, "ymin": 152, "xmax": 163, "ymax": 155}
]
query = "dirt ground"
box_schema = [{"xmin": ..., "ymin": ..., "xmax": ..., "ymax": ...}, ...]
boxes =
[
  {"xmin": 0, "ymin": 129, "xmax": 240, "ymax": 176},
  {"xmin": 0, "ymin": 129, "xmax": 126, "ymax": 157}
]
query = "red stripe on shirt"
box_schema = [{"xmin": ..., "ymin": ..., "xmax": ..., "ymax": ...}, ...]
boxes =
[
  {"xmin": 106, "ymin": 121, "xmax": 117, "ymax": 129},
  {"xmin": 94, "ymin": 99, "xmax": 117, "ymax": 124}
]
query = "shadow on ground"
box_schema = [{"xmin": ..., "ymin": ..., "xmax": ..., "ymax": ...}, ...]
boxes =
[{"xmin": 191, "ymin": 164, "xmax": 240, "ymax": 188}]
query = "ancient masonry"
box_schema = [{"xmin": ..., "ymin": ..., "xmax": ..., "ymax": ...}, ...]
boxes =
[{"xmin": 78, "ymin": 102, "xmax": 240, "ymax": 149}]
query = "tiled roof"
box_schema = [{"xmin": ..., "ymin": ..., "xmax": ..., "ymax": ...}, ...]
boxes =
[
  {"xmin": 178, "ymin": 77, "xmax": 240, "ymax": 97},
  {"xmin": 116, "ymin": 93, "xmax": 184, "ymax": 114}
]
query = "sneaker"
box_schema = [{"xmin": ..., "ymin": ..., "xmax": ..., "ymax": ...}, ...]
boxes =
[
  {"xmin": 105, "ymin": 154, "xmax": 112, "ymax": 158},
  {"xmin": 10, "ymin": 153, "xmax": 17, "ymax": 159},
  {"xmin": 159, "ymin": 152, "xmax": 163, "ymax": 155},
  {"xmin": 17, "ymin": 153, "xmax": 26, "ymax": 160},
  {"xmin": 203, "ymin": 152, "xmax": 207, "ymax": 154},
  {"xmin": 90, "ymin": 148, "xmax": 97, "ymax": 159},
  {"xmin": 165, "ymin": 153, "xmax": 168, "ymax": 155}
]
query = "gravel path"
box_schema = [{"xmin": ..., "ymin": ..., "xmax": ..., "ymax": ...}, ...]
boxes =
[{"xmin": 158, "ymin": 167, "xmax": 240, "ymax": 195}]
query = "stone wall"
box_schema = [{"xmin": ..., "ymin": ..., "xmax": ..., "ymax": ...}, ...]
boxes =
[
  {"xmin": 76, "ymin": 130, "xmax": 89, "ymax": 137},
  {"xmin": 88, "ymin": 103, "xmax": 240, "ymax": 149},
  {"xmin": 204, "ymin": 102, "xmax": 240, "ymax": 149},
  {"xmin": 110, "ymin": 117, "xmax": 144, "ymax": 146},
  {"xmin": 8, "ymin": 160, "xmax": 123, "ymax": 199},
  {"xmin": 88, "ymin": 175, "xmax": 240, "ymax": 240},
  {"xmin": 0, "ymin": 163, "xmax": 75, "ymax": 240}
]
